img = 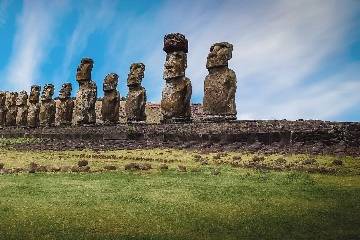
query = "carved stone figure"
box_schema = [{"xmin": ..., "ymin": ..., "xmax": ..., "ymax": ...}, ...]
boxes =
[
  {"xmin": 0, "ymin": 92, "xmax": 6, "ymax": 128},
  {"xmin": 125, "ymin": 63, "xmax": 147, "ymax": 122},
  {"xmin": 27, "ymin": 85, "xmax": 41, "ymax": 128},
  {"xmin": 16, "ymin": 91, "xmax": 28, "ymax": 127},
  {"xmin": 101, "ymin": 73, "xmax": 120, "ymax": 124},
  {"xmin": 160, "ymin": 33, "xmax": 192, "ymax": 123},
  {"xmin": 203, "ymin": 42, "xmax": 237, "ymax": 121},
  {"xmin": 5, "ymin": 92, "xmax": 18, "ymax": 126},
  {"xmin": 40, "ymin": 84, "xmax": 56, "ymax": 127},
  {"xmin": 57, "ymin": 83, "xmax": 74, "ymax": 126},
  {"xmin": 73, "ymin": 58, "xmax": 97, "ymax": 125}
]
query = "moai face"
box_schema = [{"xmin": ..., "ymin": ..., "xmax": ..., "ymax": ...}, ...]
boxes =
[
  {"xmin": 163, "ymin": 51, "xmax": 187, "ymax": 80},
  {"xmin": 16, "ymin": 91, "xmax": 28, "ymax": 106},
  {"xmin": 6, "ymin": 92, "xmax": 18, "ymax": 106},
  {"xmin": 76, "ymin": 58, "xmax": 93, "ymax": 82},
  {"xmin": 103, "ymin": 73, "xmax": 119, "ymax": 92},
  {"xmin": 59, "ymin": 83, "xmax": 72, "ymax": 100},
  {"xmin": 41, "ymin": 84, "xmax": 54, "ymax": 101},
  {"xmin": 29, "ymin": 85, "xmax": 41, "ymax": 103},
  {"xmin": 0, "ymin": 92, "xmax": 5, "ymax": 107},
  {"xmin": 127, "ymin": 63, "xmax": 145, "ymax": 86},
  {"xmin": 206, "ymin": 42, "xmax": 233, "ymax": 69}
]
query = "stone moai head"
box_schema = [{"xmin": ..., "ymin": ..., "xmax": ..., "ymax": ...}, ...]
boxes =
[
  {"xmin": 76, "ymin": 58, "xmax": 93, "ymax": 82},
  {"xmin": 103, "ymin": 73, "xmax": 119, "ymax": 92},
  {"xmin": 163, "ymin": 33, "xmax": 188, "ymax": 80},
  {"xmin": 0, "ymin": 92, "xmax": 6, "ymax": 107},
  {"xmin": 16, "ymin": 91, "xmax": 28, "ymax": 106},
  {"xmin": 41, "ymin": 84, "xmax": 54, "ymax": 101},
  {"xmin": 206, "ymin": 42, "xmax": 233, "ymax": 69},
  {"xmin": 163, "ymin": 33, "xmax": 188, "ymax": 54},
  {"xmin": 127, "ymin": 63, "xmax": 145, "ymax": 86},
  {"xmin": 29, "ymin": 85, "xmax": 41, "ymax": 103},
  {"xmin": 59, "ymin": 83, "xmax": 72, "ymax": 100},
  {"xmin": 6, "ymin": 92, "xmax": 18, "ymax": 106}
]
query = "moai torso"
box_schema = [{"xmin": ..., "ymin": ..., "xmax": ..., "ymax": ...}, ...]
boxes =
[
  {"xmin": 5, "ymin": 92, "xmax": 18, "ymax": 126},
  {"xmin": 101, "ymin": 73, "xmax": 120, "ymax": 124},
  {"xmin": 160, "ymin": 33, "xmax": 192, "ymax": 123},
  {"xmin": 0, "ymin": 92, "xmax": 6, "ymax": 127},
  {"xmin": 203, "ymin": 42, "xmax": 237, "ymax": 120},
  {"xmin": 16, "ymin": 91, "xmax": 28, "ymax": 127},
  {"xmin": 40, "ymin": 84, "xmax": 56, "ymax": 127},
  {"xmin": 125, "ymin": 63, "xmax": 147, "ymax": 122},
  {"xmin": 73, "ymin": 58, "xmax": 97, "ymax": 125},
  {"xmin": 57, "ymin": 83, "xmax": 74, "ymax": 126},
  {"xmin": 27, "ymin": 85, "xmax": 41, "ymax": 128}
]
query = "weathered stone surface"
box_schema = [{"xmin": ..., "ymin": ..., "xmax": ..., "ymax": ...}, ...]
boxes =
[
  {"xmin": 27, "ymin": 85, "xmax": 41, "ymax": 128},
  {"xmin": 40, "ymin": 84, "xmax": 56, "ymax": 127},
  {"xmin": 203, "ymin": 42, "xmax": 237, "ymax": 121},
  {"xmin": 0, "ymin": 92, "xmax": 6, "ymax": 127},
  {"xmin": 102, "ymin": 73, "xmax": 120, "ymax": 124},
  {"xmin": 5, "ymin": 92, "xmax": 17, "ymax": 126},
  {"xmin": 73, "ymin": 58, "xmax": 97, "ymax": 125},
  {"xmin": 161, "ymin": 33, "xmax": 192, "ymax": 123},
  {"xmin": 16, "ymin": 91, "xmax": 28, "ymax": 127},
  {"xmin": 125, "ymin": 63, "xmax": 146, "ymax": 122},
  {"xmin": 57, "ymin": 83, "xmax": 74, "ymax": 126}
]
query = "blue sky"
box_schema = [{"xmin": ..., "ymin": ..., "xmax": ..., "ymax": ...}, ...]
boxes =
[{"xmin": 0, "ymin": 0, "xmax": 359, "ymax": 121}]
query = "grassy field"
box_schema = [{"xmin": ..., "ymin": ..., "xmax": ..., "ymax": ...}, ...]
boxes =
[{"xmin": 0, "ymin": 138, "xmax": 359, "ymax": 239}]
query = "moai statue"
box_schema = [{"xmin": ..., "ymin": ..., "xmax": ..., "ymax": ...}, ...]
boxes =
[
  {"xmin": 39, "ymin": 84, "xmax": 56, "ymax": 127},
  {"xmin": 203, "ymin": 42, "xmax": 237, "ymax": 121},
  {"xmin": 57, "ymin": 83, "xmax": 74, "ymax": 126},
  {"xmin": 73, "ymin": 58, "xmax": 97, "ymax": 125},
  {"xmin": 27, "ymin": 85, "xmax": 41, "ymax": 128},
  {"xmin": 5, "ymin": 92, "xmax": 18, "ymax": 126},
  {"xmin": 125, "ymin": 63, "xmax": 147, "ymax": 122},
  {"xmin": 0, "ymin": 92, "xmax": 6, "ymax": 128},
  {"xmin": 16, "ymin": 91, "xmax": 28, "ymax": 127},
  {"xmin": 160, "ymin": 33, "xmax": 192, "ymax": 123},
  {"xmin": 101, "ymin": 73, "xmax": 120, "ymax": 124}
]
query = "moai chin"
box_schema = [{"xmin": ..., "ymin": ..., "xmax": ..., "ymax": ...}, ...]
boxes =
[
  {"xmin": 125, "ymin": 63, "xmax": 147, "ymax": 123},
  {"xmin": 27, "ymin": 85, "xmax": 41, "ymax": 128},
  {"xmin": 203, "ymin": 42, "xmax": 237, "ymax": 121},
  {"xmin": 57, "ymin": 83, "xmax": 74, "ymax": 126},
  {"xmin": 73, "ymin": 58, "xmax": 97, "ymax": 125},
  {"xmin": 39, "ymin": 84, "xmax": 56, "ymax": 127},
  {"xmin": 5, "ymin": 92, "xmax": 18, "ymax": 127},
  {"xmin": 0, "ymin": 92, "xmax": 6, "ymax": 128},
  {"xmin": 101, "ymin": 73, "xmax": 120, "ymax": 124},
  {"xmin": 16, "ymin": 90, "xmax": 28, "ymax": 127},
  {"xmin": 160, "ymin": 33, "xmax": 192, "ymax": 123}
]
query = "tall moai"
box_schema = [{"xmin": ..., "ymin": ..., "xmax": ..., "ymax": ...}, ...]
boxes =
[
  {"xmin": 125, "ymin": 63, "xmax": 147, "ymax": 122},
  {"xmin": 27, "ymin": 85, "xmax": 41, "ymax": 128},
  {"xmin": 16, "ymin": 90, "xmax": 28, "ymax": 127},
  {"xmin": 101, "ymin": 73, "xmax": 120, "ymax": 124},
  {"xmin": 57, "ymin": 83, "xmax": 74, "ymax": 126},
  {"xmin": 0, "ymin": 92, "xmax": 6, "ymax": 128},
  {"xmin": 160, "ymin": 33, "xmax": 192, "ymax": 123},
  {"xmin": 203, "ymin": 42, "xmax": 237, "ymax": 121},
  {"xmin": 39, "ymin": 84, "xmax": 56, "ymax": 127},
  {"xmin": 5, "ymin": 92, "xmax": 18, "ymax": 126},
  {"xmin": 73, "ymin": 58, "xmax": 97, "ymax": 125}
]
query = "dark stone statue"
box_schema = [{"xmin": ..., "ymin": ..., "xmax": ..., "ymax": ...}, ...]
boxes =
[
  {"xmin": 5, "ymin": 92, "xmax": 18, "ymax": 126},
  {"xmin": 27, "ymin": 85, "xmax": 41, "ymax": 128},
  {"xmin": 0, "ymin": 92, "xmax": 6, "ymax": 128},
  {"xmin": 125, "ymin": 63, "xmax": 147, "ymax": 122},
  {"xmin": 57, "ymin": 83, "xmax": 74, "ymax": 126},
  {"xmin": 160, "ymin": 33, "xmax": 192, "ymax": 123},
  {"xmin": 203, "ymin": 42, "xmax": 237, "ymax": 121},
  {"xmin": 16, "ymin": 90, "xmax": 28, "ymax": 127},
  {"xmin": 73, "ymin": 58, "xmax": 97, "ymax": 125},
  {"xmin": 101, "ymin": 73, "xmax": 120, "ymax": 124},
  {"xmin": 40, "ymin": 84, "xmax": 56, "ymax": 127}
]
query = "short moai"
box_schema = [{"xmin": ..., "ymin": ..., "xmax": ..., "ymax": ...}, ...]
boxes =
[
  {"xmin": 27, "ymin": 85, "xmax": 41, "ymax": 128},
  {"xmin": 101, "ymin": 73, "xmax": 120, "ymax": 124},
  {"xmin": 39, "ymin": 84, "xmax": 56, "ymax": 127},
  {"xmin": 73, "ymin": 58, "xmax": 97, "ymax": 125},
  {"xmin": 125, "ymin": 63, "xmax": 147, "ymax": 122},
  {"xmin": 203, "ymin": 42, "xmax": 237, "ymax": 121},
  {"xmin": 57, "ymin": 83, "xmax": 74, "ymax": 126},
  {"xmin": 0, "ymin": 92, "xmax": 6, "ymax": 128},
  {"xmin": 5, "ymin": 92, "xmax": 18, "ymax": 127},
  {"xmin": 16, "ymin": 90, "xmax": 28, "ymax": 127},
  {"xmin": 160, "ymin": 33, "xmax": 192, "ymax": 123}
]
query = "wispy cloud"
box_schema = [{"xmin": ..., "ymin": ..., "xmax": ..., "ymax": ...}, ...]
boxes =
[{"xmin": 0, "ymin": 0, "xmax": 11, "ymax": 27}]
